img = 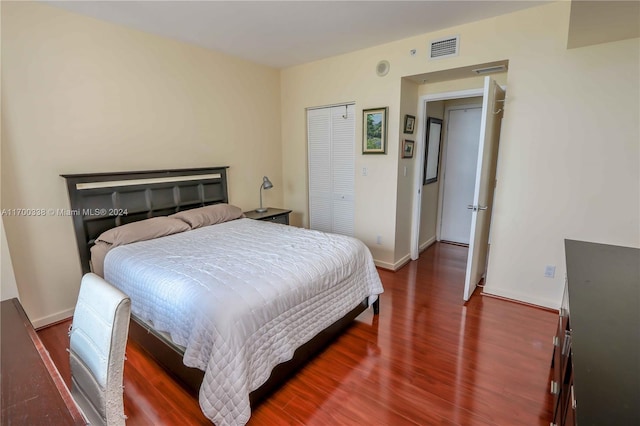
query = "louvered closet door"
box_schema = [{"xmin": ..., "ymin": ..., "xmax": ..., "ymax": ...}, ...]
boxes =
[
  {"xmin": 330, "ymin": 105, "xmax": 355, "ymax": 235},
  {"xmin": 308, "ymin": 108, "xmax": 332, "ymax": 233},
  {"xmin": 307, "ymin": 104, "xmax": 355, "ymax": 236}
]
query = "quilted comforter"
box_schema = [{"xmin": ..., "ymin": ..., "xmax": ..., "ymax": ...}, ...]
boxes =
[{"xmin": 104, "ymin": 218, "xmax": 384, "ymax": 425}]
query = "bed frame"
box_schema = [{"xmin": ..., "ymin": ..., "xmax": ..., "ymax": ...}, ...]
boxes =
[{"xmin": 61, "ymin": 166, "xmax": 378, "ymax": 404}]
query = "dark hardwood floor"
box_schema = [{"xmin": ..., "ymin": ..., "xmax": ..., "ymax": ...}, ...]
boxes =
[{"xmin": 38, "ymin": 242, "xmax": 557, "ymax": 425}]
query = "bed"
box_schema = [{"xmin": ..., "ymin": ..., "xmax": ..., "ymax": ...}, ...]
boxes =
[{"xmin": 62, "ymin": 167, "xmax": 383, "ymax": 426}]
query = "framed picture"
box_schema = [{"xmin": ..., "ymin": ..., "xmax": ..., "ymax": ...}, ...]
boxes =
[
  {"xmin": 402, "ymin": 139, "xmax": 414, "ymax": 158},
  {"xmin": 363, "ymin": 107, "xmax": 388, "ymax": 154},
  {"xmin": 424, "ymin": 117, "xmax": 443, "ymax": 184},
  {"xmin": 404, "ymin": 114, "xmax": 415, "ymax": 134}
]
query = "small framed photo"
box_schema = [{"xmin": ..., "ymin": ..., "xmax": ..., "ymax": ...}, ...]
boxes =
[
  {"xmin": 363, "ymin": 107, "xmax": 388, "ymax": 154},
  {"xmin": 402, "ymin": 139, "xmax": 415, "ymax": 158},
  {"xmin": 404, "ymin": 114, "xmax": 416, "ymax": 134}
]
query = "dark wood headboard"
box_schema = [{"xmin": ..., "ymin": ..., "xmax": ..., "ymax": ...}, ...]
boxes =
[{"xmin": 61, "ymin": 167, "xmax": 229, "ymax": 274}]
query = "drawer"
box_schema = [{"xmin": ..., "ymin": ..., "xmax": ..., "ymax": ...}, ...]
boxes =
[{"xmin": 263, "ymin": 214, "xmax": 289, "ymax": 224}]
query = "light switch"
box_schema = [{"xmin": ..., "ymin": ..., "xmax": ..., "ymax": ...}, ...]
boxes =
[{"xmin": 544, "ymin": 265, "xmax": 556, "ymax": 278}]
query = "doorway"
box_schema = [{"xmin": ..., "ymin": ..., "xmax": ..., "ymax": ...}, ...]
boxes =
[
  {"xmin": 410, "ymin": 77, "xmax": 506, "ymax": 301},
  {"xmin": 411, "ymin": 87, "xmax": 484, "ymax": 257}
]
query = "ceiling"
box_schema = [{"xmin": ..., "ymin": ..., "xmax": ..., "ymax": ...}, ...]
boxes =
[
  {"xmin": 46, "ymin": 1, "xmax": 548, "ymax": 69},
  {"xmin": 567, "ymin": 0, "xmax": 640, "ymax": 49}
]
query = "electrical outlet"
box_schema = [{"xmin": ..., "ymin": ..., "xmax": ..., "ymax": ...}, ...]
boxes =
[
  {"xmin": 362, "ymin": 167, "xmax": 368, "ymax": 176},
  {"xmin": 410, "ymin": 49, "xmax": 417, "ymax": 56},
  {"xmin": 376, "ymin": 235, "xmax": 382, "ymax": 245},
  {"xmin": 544, "ymin": 265, "xmax": 556, "ymax": 278}
]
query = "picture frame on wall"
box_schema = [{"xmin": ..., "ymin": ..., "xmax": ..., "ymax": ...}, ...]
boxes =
[
  {"xmin": 424, "ymin": 117, "xmax": 443, "ymax": 184},
  {"xmin": 402, "ymin": 139, "xmax": 415, "ymax": 158},
  {"xmin": 403, "ymin": 114, "xmax": 416, "ymax": 134},
  {"xmin": 363, "ymin": 107, "xmax": 388, "ymax": 154}
]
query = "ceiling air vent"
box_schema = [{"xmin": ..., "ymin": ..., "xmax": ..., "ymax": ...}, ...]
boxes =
[
  {"xmin": 429, "ymin": 36, "xmax": 459, "ymax": 60},
  {"xmin": 472, "ymin": 64, "xmax": 507, "ymax": 75}
]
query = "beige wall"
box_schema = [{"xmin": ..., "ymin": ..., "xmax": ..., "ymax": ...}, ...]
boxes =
[
  {"xmin": 1, "ymin": 219, "xmax": 19, "ymax": 301},
  {"xmin": 281, "ymin": 2, "xmax": 639, "ymax": 308},
  {"xmin": 418, "ymin": 100, "xmax": 443, "ymax": 250},
  {"xmin": 1, "ymin": 2, "xmax": 282, "ymax": 326},
  {"xmin": 485, "ymin": 36, "xmax": 639, "ymax": 307},
  {"xmin": 281, "ymin": 53, "xmax": 401, "ymax": 266},
  {"xmin": 394, "ymin": 78, "xmax": 419, "ymax": 267}
]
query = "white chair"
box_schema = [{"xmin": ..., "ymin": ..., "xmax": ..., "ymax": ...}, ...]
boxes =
[{"xmin": 69, "ymin": 273, "xmax": 131, "ymax": 426}]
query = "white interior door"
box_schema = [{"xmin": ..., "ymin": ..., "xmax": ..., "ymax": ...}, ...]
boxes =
[
  {"xmin": 463, "ymin": 77, "xmax": 506, "ymax": 301},
  {"xmin": 440, "ymin": 107, "xmax": 482, "ymax": 244}
]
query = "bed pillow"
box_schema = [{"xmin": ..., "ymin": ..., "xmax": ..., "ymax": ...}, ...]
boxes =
[
  {"xmin": 90, "ymin": 240, "xmax": 111, "ymax": 278},
  {"xmin": 96, "ymin": 216, "xmax": 190, "ymax": 247},
  {"xmin": 170, "ymin": 203, "xmax": 244, "ymax": 229}
]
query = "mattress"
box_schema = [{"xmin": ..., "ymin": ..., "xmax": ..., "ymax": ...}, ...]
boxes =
[{"xmin": 104, "ymin": 218, "xmax": 383, "ymax": 426}]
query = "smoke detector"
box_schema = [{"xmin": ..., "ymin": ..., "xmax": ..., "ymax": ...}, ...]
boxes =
[{"xmin": 376, "ymin": 60, "xmax": 390, "ymax": 77}]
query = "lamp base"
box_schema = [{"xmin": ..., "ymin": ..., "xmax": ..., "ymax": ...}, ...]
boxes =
[{"xmin": 255, "ymin": 207, "xmax": 268, "ymax": 213}]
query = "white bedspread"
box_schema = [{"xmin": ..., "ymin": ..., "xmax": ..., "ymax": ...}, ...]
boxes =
[{"xmin": 104, "ymin": 218, "xmax": 383, "ymax": 426}]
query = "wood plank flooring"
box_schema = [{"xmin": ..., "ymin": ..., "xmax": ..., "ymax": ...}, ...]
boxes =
[{"xmin": 38, "ymin": 242, "xmax": 557, "ymax": 425}]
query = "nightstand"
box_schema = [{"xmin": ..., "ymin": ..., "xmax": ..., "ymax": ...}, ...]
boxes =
[{"xmin": 243, "ymin": 208, "xmax": 292, "ymax": 225}]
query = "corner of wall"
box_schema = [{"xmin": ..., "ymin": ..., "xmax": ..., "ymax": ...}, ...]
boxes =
[{"xmin": 1, "ymin": 218, "xmax": 21, "ymax": 301}]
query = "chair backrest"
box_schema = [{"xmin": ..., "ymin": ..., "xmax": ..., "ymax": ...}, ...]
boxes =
[{"xmin": 70, "ymin": 273, "xmax": 131, "ymax": 426}]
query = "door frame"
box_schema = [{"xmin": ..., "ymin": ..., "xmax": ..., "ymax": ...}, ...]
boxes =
[
  {"xmin": 436, "ymin": 102, "xmax": 483, "ymax": 244},
  {"xmin": 410, "ymin": 88, "xmax": 484, "ymax": 260}
]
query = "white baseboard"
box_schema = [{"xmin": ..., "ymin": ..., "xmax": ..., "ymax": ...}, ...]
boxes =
[
  {"xmin": 373, "ymin": 259, "xmax": 394, "ymax": 270},
  {"xmin": 482, "ymin": 286, "xmax": 559, "ymax": 310},
  {"xmin": 419, "ymin": 236, "xmax": 437, "ymax": 253},
  {"xmin": 32, "ymin": 307, "xmax": 74, "ymax": 329},
  {"xmin": 374, "ymin": 253, "xmax": 412, "ymax": 271},
  {"xmin": 373, "ymin": 237, "xmax": 437, "ymax": 271},
  {"xmin": 393, "ymin": 253, "xmax": 412, "ymax": 270}
]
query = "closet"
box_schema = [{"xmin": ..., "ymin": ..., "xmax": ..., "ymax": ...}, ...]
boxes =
[{"xmin": 307, "ymin": 104, "xmax": 355, "ymax": 236}]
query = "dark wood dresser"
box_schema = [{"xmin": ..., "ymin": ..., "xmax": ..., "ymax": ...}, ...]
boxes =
[
  {"xmin": 1, "ymin": 298, "xmax": 85, "ymax": 425},
  {"xmin": 551, "ymin": 240, "xmax": 640, "ymax": 425},
  {"xmin": 551, "ymin": 275, "xmax": 574, "ymax": 425}
]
